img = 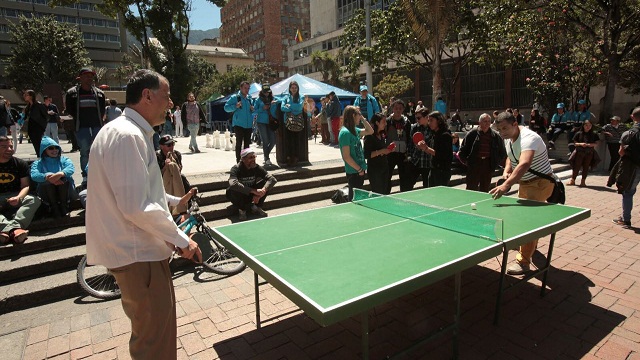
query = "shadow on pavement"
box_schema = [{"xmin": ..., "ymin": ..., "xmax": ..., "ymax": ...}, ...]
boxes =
[{"xmin": 210, "ymin": 263, "xmax": 623, "ymax": 359}]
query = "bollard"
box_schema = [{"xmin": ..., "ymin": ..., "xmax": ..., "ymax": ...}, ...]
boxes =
[
  {"xmin": 213, "ymin": 130, "xmax": 221, "ymax": 149},
  {"xmin": 224, "ymin": 131, "xmax": 233, "ymax": 151},
  {"xmin": 205, "ymin": 134, "xmax": 213, "ymax": 148}
]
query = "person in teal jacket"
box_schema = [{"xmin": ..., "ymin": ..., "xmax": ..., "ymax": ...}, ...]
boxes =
[
  {"xmin": 254, "ymin": 85, "xmax": 276, "ymax": 166},
  {"xmin": 30, "ymin": 136, "xmax": 76, "ymax": 218},
  {"xmin": 280, "ymin": 81, "xmax": 306, "ymax": 166},
  {"xmin": 224, "ymin": 81, "xmax": 255, "ymax": 162},
  {"xmin": 353, "ymin": 85, "xmax": 381, "ymax": 121}
]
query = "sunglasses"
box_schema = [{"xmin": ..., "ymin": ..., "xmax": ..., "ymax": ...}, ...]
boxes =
[
  {"xmin": 163, "ymin": 143, "xmax": 175, "ymax": 147},
  {"xmin": 46, "ymin": 146, "xmax": 58, "ymax": 151}
]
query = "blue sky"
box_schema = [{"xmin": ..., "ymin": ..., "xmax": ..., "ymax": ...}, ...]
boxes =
[{"xmin": 189, "ymin": 0, "xmax": 222, "ymax": 30}]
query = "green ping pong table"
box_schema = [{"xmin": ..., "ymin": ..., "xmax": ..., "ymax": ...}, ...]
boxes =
[{"xmin": 211, "ymin": 187, "xmax": 590, "ymax": 359}]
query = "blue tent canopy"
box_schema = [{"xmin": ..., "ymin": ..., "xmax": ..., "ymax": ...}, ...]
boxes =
[{"xmin": 250, "ymin": 74, "xmax": 358, "ymax": 100}]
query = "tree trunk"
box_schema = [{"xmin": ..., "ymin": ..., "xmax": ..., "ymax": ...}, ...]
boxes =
[{"xmin": 601, "ymin": 55, "xmax": 620, "ymax": 125}]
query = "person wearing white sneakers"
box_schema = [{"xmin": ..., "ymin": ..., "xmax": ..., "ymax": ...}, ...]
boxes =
[{"xmin": 226, "ymin": 148, "xmax": 277, "ymax": 220}]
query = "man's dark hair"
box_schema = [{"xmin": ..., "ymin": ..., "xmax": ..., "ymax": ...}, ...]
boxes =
[
  {"xmin": 43, "ymin": 95, "xmax": 51, "ymax": 101},
  {"xmin": 391, "ymin": 99, "xmax": 405, "ymax": 109},
  {"xmin": 495, "ymin": 111, "xmax": 517, "ymax": 125},
  {"xmin": 126, "ymin": 69, "xmax": 164, "ymax": 105},
  {"xmin": 240, "ymin": 80, "xmax": 250, "ymax": 87},
  {"xmin": 109, "ymin": 99, "xmax": 117, "ymax": 106}
]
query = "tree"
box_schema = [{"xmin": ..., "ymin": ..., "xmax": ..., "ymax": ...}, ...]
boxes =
[
  {"xmin": 310, "ymin": 51, "xmax": 342, "ymax": 86},
  {"xmin": 5, "ymin": 15, "xmax": 90, "ymax": 93},
  {"xmin": 186, "ymin": 53, "xmax": 218, "ymax": 99},
  {"xmin": 111, "ymin": 54, "xmax": 140, "ymax": 87},
  {"xmin": 340, "ymin": 1, "xmax": 477, "ymax": 106},
  {"xmin": 474, "ymin": 0, "xmax": 640, "ymax": 123},
  {"xmin": 51, "ymin": 0, "xmax": 228, "ymax": 103},
  {"xmin": 373, "ymin": 74, "xmax": 414, "ymax": 104},
  {"xmin": 198, "ymin": 63, "xmax": 274, "ymax": 102},
  {"xmin": 94, "ymin": 67, "xmax": 109, "ymax": 85}
]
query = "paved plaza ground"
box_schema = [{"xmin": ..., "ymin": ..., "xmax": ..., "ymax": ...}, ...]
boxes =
[{"xmin": 0, "ymin": 165, "xmax": 639, "ymax": 359}]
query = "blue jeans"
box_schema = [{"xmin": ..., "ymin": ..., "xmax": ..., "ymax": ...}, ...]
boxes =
[
  {"xmin": 76, "ymin": 126, "xmax": 101, "ymax": 177},
  {"xmin": 622, "ymin": 167, "xmax": 640, "ymax": 223},
  {"xmin": 256, "ymin": 123, "xmax": 276, "ymax": 161},
  {"xmin": 0, "ymin": 127, "xmax": 6, "ymax": 137},
  {"xmin": 187, "ymin": 123, "xmax": 199, "ymax": 151},
  {"xmin": 45, "ymin": 123, "xmax": 59, "ymax": 144}
]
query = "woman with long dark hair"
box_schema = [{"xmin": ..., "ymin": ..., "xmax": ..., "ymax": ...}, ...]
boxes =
[
  {"xmin": 364, "ymin": 113, "xmax": 391, "ymax": 194},
  {"xmin": 568, "ymin": 120, "xmax": 599, "ymax": 187},
  {"xmin": 22, "ymin": 90, "xmax": 48, "ymax": 156},
  {"xmin": 528, "ymin": 108, "xmax": 546, "ymax": 135},
  {"xmin": 339, "ymin": 105, "xmax": 373, "ymax": 200},
  {"xmin": 281, "ymin": 81, "xmax": 306, "ymax": 166},
  {"xmin": 423, "ymin": 111, "xmax": 453, "ymax": 187}
]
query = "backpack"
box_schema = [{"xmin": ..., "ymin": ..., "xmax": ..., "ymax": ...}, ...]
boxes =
[{"xmin": 627, "ymin": 129, "xmax": 640, "ymax": 166}]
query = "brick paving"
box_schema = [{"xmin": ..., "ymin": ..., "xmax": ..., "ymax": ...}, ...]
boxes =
[{"xmin": 1, "ymin": 172, "xmax": 639, "ymax": 359}]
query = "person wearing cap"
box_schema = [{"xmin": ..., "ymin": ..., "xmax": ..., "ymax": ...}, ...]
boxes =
[
  {"xmin": 353, "ymin": 85, "xmax": 381, "ymax": 122},
  {"xmin": 602, "ymin": 115, "xmax": 625, "ymax": 172},
  {"xmin": 64, "ymin": 67, "xmax": 106, "ymax": 184},
  {"xmin": 415, "ymin": 100, "xmax": 426, "ymax": 113},
  {"xmin": 568, "ymin": 99, "xmax": 592, "ymax": 154},
  {"xmin": 546, "ymin": 102, "xmax": 570, "ymax": 149},
  {"xmin": 156, "ymin": 134, "xmax": 191, "ymax": 214},
  {"xmin": 226, "ymin": 147, "xmax": 277, "ymax": 221},
  {"xmin": 224, "ymin": 81, "xmax": 254, "ymax": 162},
  {"xmin": 86, "ymin": 70, "xmax": 201, "ymax": 359},
  {"xmin": 254, "ymin": 85, "xmax": 276, "ymax": 166}
]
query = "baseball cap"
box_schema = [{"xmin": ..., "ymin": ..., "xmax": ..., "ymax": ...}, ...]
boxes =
[
  {"xmin": 577, "ymin": 99, "xmax": 586, "ymax": 105},
  {"xmin": 610, "ymin": 115, "xmax": 621, "ymax": 122},
  {"xmin": 240, "ymin": 148, "xmax": 255, "ymax": 158},
  {"xmin": 78, "ymin": 68, "xmax": 96, "ymax": 77},
  {"xmin": 159, "ymin": 134, "xmax": 177, "ymax": 145},
  {"xmin": 556, "ymin": 103, "xmax": 565, "ymax": 109},
  {"xmin": 359, "ymin": 85, "xmax": 368, "ymax": 92}
]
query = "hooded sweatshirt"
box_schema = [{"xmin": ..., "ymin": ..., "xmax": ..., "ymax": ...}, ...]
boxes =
[{"xmin": 30, "ymin": 136, "xmax": 76, "ymax": 188}]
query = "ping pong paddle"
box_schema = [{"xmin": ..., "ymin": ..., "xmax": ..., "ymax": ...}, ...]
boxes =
[
  {"xmin": 387, "ymin": 142, "xmax": 396, "ymax": 151},
  {"xmin": 412, "ymin": 132, "xmax": 424, "ymax": 145}
]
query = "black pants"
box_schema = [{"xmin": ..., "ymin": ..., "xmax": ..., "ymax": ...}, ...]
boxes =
[
  {"xmin": 429, "ymin": 168, "xmax": 452, "ymax": 187},
  {"xmin": 408, "ymin": 164, "xmax": 431, "ymax": 189},
  {"xmin": 465, "ymin": 158, "xmax": 493, "ymax": 192},
  {"xmin": 225, "ymin": 187, "xmax": 267, "ymax": 211},
  {"xmin": 367, "ymin": 162, "xmax": 390, "ymax": 195},
  {"xmin": 387, "ymin": 152, "xmax": 413, "ymax": 192},
  {"xmin": 346, "ymin": 172, "xmax": 365, "ymax": 201},
  {"xmin": 233, "ymin": 126, "xmax": 252, "ymax": 162}
]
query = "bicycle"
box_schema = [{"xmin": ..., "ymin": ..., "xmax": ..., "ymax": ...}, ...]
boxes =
[{"xmin": 77, "ymin": 195, "xmax": 246, "ymax": 300}]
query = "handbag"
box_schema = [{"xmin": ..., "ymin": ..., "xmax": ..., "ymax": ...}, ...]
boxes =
[{"xmin": 285, "ymin": 113, "xmax": 305, "ymax": 132}]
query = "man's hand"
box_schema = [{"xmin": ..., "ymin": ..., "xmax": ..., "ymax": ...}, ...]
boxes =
[
  {"xmin": 7, "ymin": 196, "xmax": 21, "ymax": 207},
  {"xmin": 179, "ymin": 238, "xmax": 202, "ymax": 263},
  {"xmin": 45, "ymin": 173, "xmax": 65, "ymax": 185},
  {"xmin": 178, "ymin": 188, "xmax": 198, "ymax": 207}
]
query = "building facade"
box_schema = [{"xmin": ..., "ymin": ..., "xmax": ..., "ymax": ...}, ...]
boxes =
[
  {"xmin": 0, "ymin": 0, "xmax": 127, "ymax": 88},
  {"xmin": 220, "ymin": 0, "xmax": 310, "ymax": 83},
  {"xmin": 186, "ymin": 43, "xmax": 254, "ymax": 74}
]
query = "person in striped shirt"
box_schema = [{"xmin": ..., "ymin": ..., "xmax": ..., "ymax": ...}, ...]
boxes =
[{"xmin": 490, "ymin": 111, "xmax": 554, "ymax": 275}]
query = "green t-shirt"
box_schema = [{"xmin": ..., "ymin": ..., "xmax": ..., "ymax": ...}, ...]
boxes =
[{"xmin": 338, "ymin": 126, "xmax": 366, "ymax": 174}]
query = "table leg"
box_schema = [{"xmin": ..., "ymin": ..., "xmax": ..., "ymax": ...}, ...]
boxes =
[
  {"xmin": 254, "ymin": 272, "xmax": 261, "ymax": 329},
  {"xmin": 494, "ymin": 245, "xmax": 509, "ymax": 325},
  {"xmin": 540, "ymin": 233, "xmax": 556, "ymax": 297},
  {"xmin": 453, "ymin": 272, "xmax": 461, "ymax": 360},
  {"xmin": 361, "ymin": 312, "xmax": 369, "ymax": 360}
]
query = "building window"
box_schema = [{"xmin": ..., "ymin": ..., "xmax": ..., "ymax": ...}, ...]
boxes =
[
  {"xmin": 95, "ymin": 33, "xmax": 106, "ymax": 42},
  {"xmin": 108, "ymin": 35, "xmax": 120, "ymax": 42},
  {"xmin": 67, "ymin": 16, "xmax": 77, "ymax": 24},
  {"xmin": 83, "ymin": 33, "xmax": 94, "ymax": 41},
  {"xmin": 94, "ymin": 19, "xmax": 104, "ymax": 27},
  {"xmin": 107, "ymin": 20, "xmax": 118, "ymax": 28},
  {"xmin": 81, "ymin": 18, "xmax": 92, "ymax": 26}
]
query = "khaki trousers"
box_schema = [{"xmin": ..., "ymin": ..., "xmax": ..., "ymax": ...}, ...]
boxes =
[
  {"xmin": 110, "ymin": 260, "xmax": 177, "ymax": 360},
  {"xmin": 516, "ymin": 177, "xmax": 555, "ymax": 265}
]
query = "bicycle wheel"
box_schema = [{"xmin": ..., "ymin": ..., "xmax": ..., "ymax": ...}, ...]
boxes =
[
  {"xmin": 196, "ymin": 227, "xmax": 246, "ymax": 275},
  {"xmin": 76, "ymin": 255, "xmax": 121, "ymax": 300}
]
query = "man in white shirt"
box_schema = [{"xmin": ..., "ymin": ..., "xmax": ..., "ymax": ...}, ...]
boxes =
[
  {"xmin": 86, "ymin": 69, "xmax": 201, "ymax": 360},
  {"xmin": 490, "ymin": 111, "xmax": 554, "ymax": 275}
]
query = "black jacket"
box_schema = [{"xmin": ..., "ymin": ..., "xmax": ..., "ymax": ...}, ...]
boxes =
[{"xmin": 458, "ymin": 128, "xmax": 506, "ymax": 170}]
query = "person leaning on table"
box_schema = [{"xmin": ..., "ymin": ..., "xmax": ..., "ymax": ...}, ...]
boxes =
[{"xmin": 489, "ymin": 111, "xmax": 554, "ymax": 276}]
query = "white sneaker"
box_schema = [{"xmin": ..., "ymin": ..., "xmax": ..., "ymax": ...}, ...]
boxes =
[{"xmin": 264, "ymin": 159, "xmax": 272, "ymax": 166}]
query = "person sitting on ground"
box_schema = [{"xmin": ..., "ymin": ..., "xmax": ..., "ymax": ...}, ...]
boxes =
[
  {"xmin": 0, "ymin": 136, "xmax": 41, "ymax": 244},
  {"xmin": 30, "ymin": 136, "xmax": 76, "ymax": 218},
  {"xmin": 226, "ymin": 148, "xmax": 277, "ymax": 220},
  {"xmin": 567, "ymin": 120, "xmax": 600, "ymax": 187},
  {"xmin": 156, "ymin": 134, "xmax": 190, "ymax": 215}
]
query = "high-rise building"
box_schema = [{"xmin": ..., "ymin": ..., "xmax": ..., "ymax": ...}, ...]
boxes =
[
  {"xmin": 220, "ymin": 0, "xmax": 310, "ymax": 83},
  {"xmin": 0, "ymin": 0, "xmax": 127, "ymax": 88}
]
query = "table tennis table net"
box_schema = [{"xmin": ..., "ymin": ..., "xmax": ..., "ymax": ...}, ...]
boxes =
[{"xmin": 352, "ymin": 189, "xmax": 503, "ymax": 241}]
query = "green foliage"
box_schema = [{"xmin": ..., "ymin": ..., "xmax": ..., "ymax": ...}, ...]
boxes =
[
  {"xmin": 186, "ymin": 54, "xmax": 218, "ymax": 100},
  {"xmin": 198, "ymin": 63, "xmax": 274, "ymax": 101},
  {"xmin": 111, "ymin": 54, "xmax": 140, "ymax": 87},
  {"xmin": 373, "ymin": 74, "xmax": 414, "ymax": 103},
  {"xmin": 6, "ymin": 15, "xmax": 90, "ymax": 93},
  {"xmin": 310, "ymin": 51, "xmax": 342, "ymax": 86}
]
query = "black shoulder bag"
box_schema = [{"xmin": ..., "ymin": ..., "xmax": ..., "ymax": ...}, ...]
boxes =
[{"xmin": 507, "ymin": 142, "xmax": 565, "ymax": 204}]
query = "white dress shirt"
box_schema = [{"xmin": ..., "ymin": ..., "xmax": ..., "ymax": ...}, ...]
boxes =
[{"xmin": 85, "ymin": 108, "xmax": 190, "ymax": 269}]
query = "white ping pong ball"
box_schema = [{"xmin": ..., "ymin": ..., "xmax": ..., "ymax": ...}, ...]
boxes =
[{"xmin": 471, "ymin": 203, "xmax": 477, "ymax": 210}]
